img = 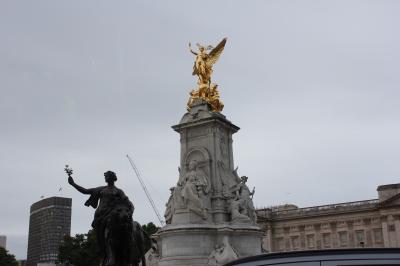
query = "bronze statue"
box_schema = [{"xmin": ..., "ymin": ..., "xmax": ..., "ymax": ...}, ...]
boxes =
[
  {"xmin": 187, "ymin": 38, "xmax": 226, "ymax": 112},
  {"xmin": 65, "ymin": 165, "xmax": 150, "ymax": 266}
]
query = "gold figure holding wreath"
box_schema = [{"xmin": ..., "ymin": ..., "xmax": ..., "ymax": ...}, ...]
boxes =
[{"xmin": 187, "ymin": 38, "xmax": 226, "ymax": 112}]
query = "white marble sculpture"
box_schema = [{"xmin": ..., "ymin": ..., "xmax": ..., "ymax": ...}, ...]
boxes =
[
  {"xmin": 164, "ymin": 187, "xmax": 175, "ymax": 224},
  {"xmin": 208, "ymin": 236, "xmax": 239, "ymax": 266},
  {"xmin": 180, "ymin": 159, "xmax": 210, "ymax": 220},
  {"xmin": 231, "ymin": 176, "xmax": 256, "ymax": 224},
  {"xmin": 156, "ymin": 100, "xmax": 262, "ymax": 266}
]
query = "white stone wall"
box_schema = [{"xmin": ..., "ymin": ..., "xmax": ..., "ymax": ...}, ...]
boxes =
[{"xmin": 258, "ymin": 206, "xmax": 400, "ymax": 252}]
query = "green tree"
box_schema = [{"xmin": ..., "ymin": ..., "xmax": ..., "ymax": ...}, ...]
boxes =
[
  {"xmin": 141, "ymin": 222, "xmax": 160, "ymax": 236},
  {"xmin": 58, "ymin": 230, "xmax": 99, "ymax": 266},
  {"xmin": 141, "ymin": 222, "xmax": 160, "ymax": 249},
  {"xmin": 58, "ymin": 222, "xmax": 158, "ymax": 266},
  {"xmin": 0, "ymin": 247, "xmax": 18, "ymax": 266}
]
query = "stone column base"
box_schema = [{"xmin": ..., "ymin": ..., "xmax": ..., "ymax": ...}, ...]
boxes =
[{"xmin": 155, "ymin": 224, "xmax": 263, "ymax": 266}]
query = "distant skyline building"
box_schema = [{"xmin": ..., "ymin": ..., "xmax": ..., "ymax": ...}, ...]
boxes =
[
  {"xmin": 26, "ymin": 197, "xmax": 71, "ymax": 266},
  {"xmin": 0, "ymin": 235, "xmax": 6, "ymax": 248},
  {"xmin": 257, "ymin": 183, "xmax": 400, "ymax": 252},
  {"xmin": 18, "ymin": 260, "xmax": 27, "ymax": 266}
]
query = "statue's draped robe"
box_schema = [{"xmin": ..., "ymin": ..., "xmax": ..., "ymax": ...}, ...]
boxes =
[
  {"xmin": 181, "ymin": 169, "xmax": 209, "ymax": 218},
  {"xmin": 84, "ymin": 186, "xmax": 135, "ymax": 262}
]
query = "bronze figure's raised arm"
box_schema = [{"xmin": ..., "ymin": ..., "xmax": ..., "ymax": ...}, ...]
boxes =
[
  {"xmin": 65, "ymin": 165, "xmax": 94, "ymax": 195},
  {"xmin": 65, "ymin": 165, "xmax": 150, "ymax": 266}
]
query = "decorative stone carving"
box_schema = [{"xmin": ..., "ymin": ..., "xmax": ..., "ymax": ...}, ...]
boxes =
[
  {"xmin": 145, "ymin": 239, "xmax": 160, "ymax": 266},
  {"xmin": 188, "ymin": 127, "xmax": 210, "ymax": 138},
  {"xmin": 230, "ymin": 176, "xmax": 256, "ymax": 224},
  {"xmin": 217, "ymin": 161, "xmax": 241, "ymax": 198},
  {"xmin": 220, "ymin": 136, "xmax": 227, "ymax": 157},
  {"xmin": 207, "ymin": 236, "xmax": 239, "ymax": 266},
  {"xmin": 172, "ymin": 167, "xmax": 186, "ymax": 210},
  {"xmin": 180, "ymin": 98, "xmax": 225, "ymax": 124},
  {"xmin": 164, "ymin": 187, "xmax": 175, "ymax": 224},
  {"xmin": 180, "ymin": 159, "xmax": 210, "ymax": 219},
  {"xmin": 230, "ymin": 199, "xmax": 252, "ymax": 223},
  {"xmin": 157, "ymin": 100, "xmax": 262, "ymax": 265},
  {"xmin": 216, "ymin": 161, "xmax": 257, "ymax": 224}
]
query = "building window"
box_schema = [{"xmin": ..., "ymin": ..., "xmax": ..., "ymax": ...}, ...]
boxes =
[
  {"xmin": 322, "ymin": 223, "xmax": 328, "ymax": 229},
  {"xmin": 306, "ymin": 234, "xmax": 315, "ymax": 249},
  {"xmin": 389, "ymin": 224, "xmax": 396, "ymax": 231},
  {"xmin": 338, "ymin": 231, "xmax": 348, "ymax": 247},
  {"xmin": 355, "ymin": 230, "xmax": 365, "ymax": 246},
  {"xmin": 275, "ymin": 238, "xmax": 284, "ymax": 251},
  {"xmin": 291, "ymin": 236, "xmax": 300, "ymax": 250},
  {"xmin": 323, "ymin": 233, "xmax": 331, "ymax": 248},
  {"xmin": 373, "ymin": 228, "xmax": 383, "ymax": 243}
]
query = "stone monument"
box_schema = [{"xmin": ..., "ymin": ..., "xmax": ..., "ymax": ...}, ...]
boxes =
[{"xmin": 152, "ymin": 39, "xmax": 262, "ymax": 266}]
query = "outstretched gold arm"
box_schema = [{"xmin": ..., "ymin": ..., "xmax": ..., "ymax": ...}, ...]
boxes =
[{"xmin": 189, "ymin": 42, "xmax": 197, "ymax": 55}]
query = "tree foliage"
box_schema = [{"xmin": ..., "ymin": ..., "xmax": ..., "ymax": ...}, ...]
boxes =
[
  {"xmin": 58, "ymin": 222, "xmax": 159, "ymax": 266},
  {"xmin": 141, "ymin": 222, "xmax": 160, "ymax": 236},
  {"xmin": 58, "ymin": 230, "xmax": 99, "ymax": 266},
  {"xmin": 141, "ymin": 222, "xmax": 160, "ymax": 249},
  {"xmin": 0, "ymin": 247, "xmax": 18, "ymax": 266}
]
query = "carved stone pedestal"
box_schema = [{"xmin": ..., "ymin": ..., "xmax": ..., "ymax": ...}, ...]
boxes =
[
  {"xmin": 157, "ymin": 224, "xmax": 262, "ymax": 266},
  {"xmin": 153, "ymin": 100, "xmax": 262, "ymax": 266}
]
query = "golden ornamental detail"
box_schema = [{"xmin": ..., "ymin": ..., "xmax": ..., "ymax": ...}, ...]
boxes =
[{"xmin": 187, "ymin": 38, "xmax": 226, "ymax": 112}]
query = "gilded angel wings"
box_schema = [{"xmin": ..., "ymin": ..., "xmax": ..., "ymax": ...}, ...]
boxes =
[
  {"xmin": 205, "ymin": 38, "xmax": 227, "ymax": 70},
  {"xmin": 190, "ymin": 38, "xmax": 227, "ymax": 86},
  {"xmin": 187, "ymin": 38, "xmax": 227, "ymax": 113}
]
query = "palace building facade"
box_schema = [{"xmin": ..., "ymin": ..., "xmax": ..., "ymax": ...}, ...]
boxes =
[{"xmin": 256, "ymin": 183, "xmax": 400, "ymax": 252}]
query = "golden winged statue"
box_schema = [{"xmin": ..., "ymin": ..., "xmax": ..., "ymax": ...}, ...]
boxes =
[{"xmin": 187, "ymin": 38, "xmax": 227, "ymax": 112}]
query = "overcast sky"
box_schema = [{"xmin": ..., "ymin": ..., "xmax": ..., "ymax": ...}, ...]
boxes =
[{"xmin": 1, "ymin": 0, "xmax": 399, "ymax": 259}]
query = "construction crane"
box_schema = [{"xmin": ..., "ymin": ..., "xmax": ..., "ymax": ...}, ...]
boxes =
[{"xmin": 126, "ymin": 154, "xmax": 165, "ymax": 226}]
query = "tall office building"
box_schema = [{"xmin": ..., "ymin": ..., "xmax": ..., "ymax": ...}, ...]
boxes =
[
  {"xmin": 0, "ymin": 235, "xmax": 6, "ymax": 248},
  {"xmin": 26, "ymin": 197, "xmax": 71, "ymax": 266}
]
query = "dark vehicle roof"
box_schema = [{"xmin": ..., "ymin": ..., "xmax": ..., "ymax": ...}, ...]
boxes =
[{"xmin": 225, "ymin": 248, "xmax": 400, "ymax": 266}]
